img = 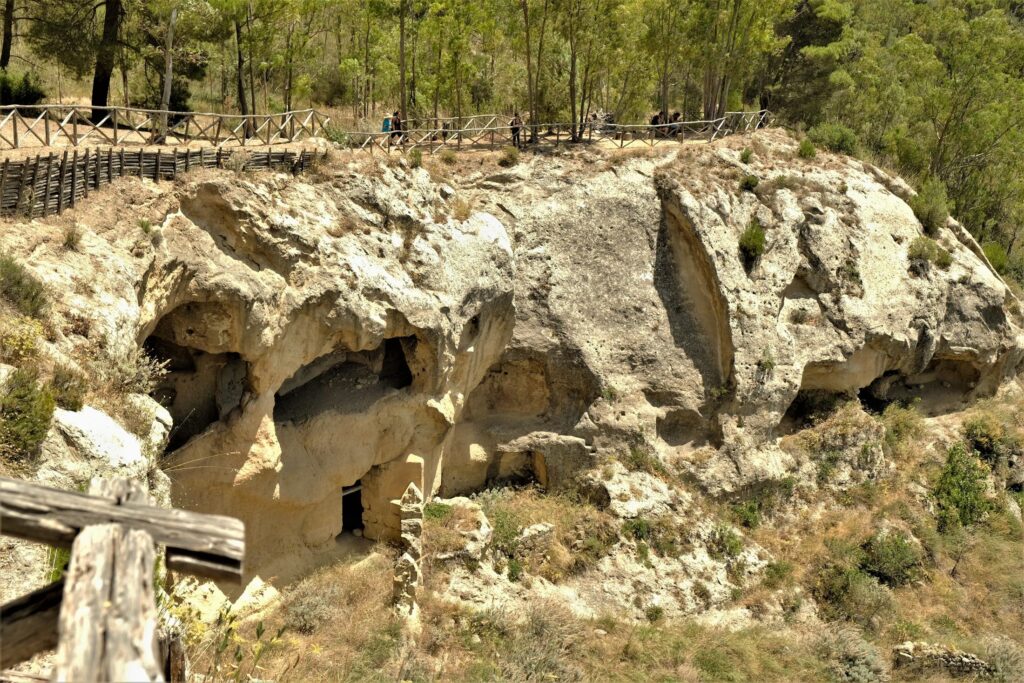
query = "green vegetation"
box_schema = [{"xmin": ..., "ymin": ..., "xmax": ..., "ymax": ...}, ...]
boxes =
[
  {"xmin": 984, "ymin": 242, "xmax": 1009, "ymax": 274},
  {"xmin": 423, "ymin": 501, "xmax": 454, "ymax": 523},
  {"xmin": 933, "ymin": 443, "xmax": 991, "ymax": 532},
  {"xmin": 621, "ymin": 446, "xmax": 667, "ymax": 476},
  {"xmin": 497, "ymin": 146, "xmax": 519, "ymax": 168},
  {"xmin": 739, "ymin": 218, "xmax": 766, "ymax": 269},
  {"xmin": 408, "ymin": 148, "xmax": 423, "ymax": 169},
  {"xmin": 0, "ymin": 256, "xmax": 48, "ymax": 319},
  {"xmin": 50, "ymin": 362, "xmax": 87, "ymax": 411},
  {"xmin": 812, "ymin": 540, "xmax": 893, "ymax": 629},
  {"xmin": 861, "ymin": 531, "xmax": 921, "ymax": 588},
  {"xmin": 908, "ymin": 236, "xmax": 952, "ymax": 273},
  {"xmin": 708, "ymin": 525, "xmax": 743, "ymax": 560},
  {"xmin": 807, "ymin": 123, "xmax": 857, "ymax": 155},
  {"xmin": 0, "ymin": 367, "xmax": 56, "ymax": 463},
  {"xmin": 797, "ymin": 138, "xmax": 816, "ymax": 159},
  {"xmin": 62, "ymin": 225, "xmax": 82, "ymax": 251},
  {"xmin": 909, "ymin": 178, "xmax": 950, "ymax": 238},
  {"xmin": 740, "ymin": 148, "xmax": 753, "ymax": 164},
  {"xmin": 730, "ymin": 477, "xmax": 795, "ymax": 529},
  {"xmin": 0, "ymin": 71, "xmax": 45, "ymax": 106},
  {"xmin": 739, "ymin": 174, "xmax": 760, "ymax": 193}
]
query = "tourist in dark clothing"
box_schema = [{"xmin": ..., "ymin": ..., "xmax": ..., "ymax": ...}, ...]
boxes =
[
  {"xmin": 510, "ymin": 112, "xmax": 523, "ymax": 148},
  {"xmin": 390, "ymin": 111, "xmax": 403, "ymax": 142}
]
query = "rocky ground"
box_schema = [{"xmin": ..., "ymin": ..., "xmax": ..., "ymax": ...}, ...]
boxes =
[{"xmin": 1, "ymin": 130, "xmax": 1022, "ymax": 681}]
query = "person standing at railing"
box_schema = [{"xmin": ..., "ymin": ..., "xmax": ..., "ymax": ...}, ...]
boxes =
[
  {"xmin": 510, "ymin": 112, "xmax": 523, "ymax": 149},
  {"xmin": 391, "ymin": 111, "xmax": 404, "ymax": 143}
]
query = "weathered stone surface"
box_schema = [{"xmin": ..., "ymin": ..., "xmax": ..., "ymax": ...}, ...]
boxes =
[{"xmin": 892, "ymin": 641, "xmax": 995, "ymax": 678}]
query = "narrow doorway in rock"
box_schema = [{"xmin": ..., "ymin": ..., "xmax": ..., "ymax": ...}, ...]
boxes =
[{"xmin": 341, "ymin": 482, "xmax": 363, "ymax": 535}]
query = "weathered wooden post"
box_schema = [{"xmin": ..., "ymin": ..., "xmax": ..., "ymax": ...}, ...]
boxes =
[{"xmin": 0, "ymin": 476, "xmax": 245, "ymax": 682}]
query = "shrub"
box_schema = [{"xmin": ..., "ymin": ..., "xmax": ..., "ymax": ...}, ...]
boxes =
[
  {"xmin": 732, "ymin": 500, "xmax": 761, "ymax": 529},
  {"xmin": 507, "ymin": 558, "xmax": 523, "ymax": 582},
  {"xmin": 740, "ymin": 148, "xmax": 753, "ymax": 164},
  {"xmin": 0, "ymin": 368, "xmax": 56, "ymax": 462},
  {"xmin": 984, "ymin": 242, "xmax": 1009, "ymax": 274},
  {"xmin": 50, "ymin": 362, "xmax": 88, "ymax": 412},
  {"xmin": 739, "ymin": 174, "xmax": 759, "ymax": 192},
  {"xmin": 323, "ymin": 125, "xmax": 349, "ymax": 146},
  {"xmin": 909, "ymin": 177, "xmax": 949, "ymax": 237},
  {"xmin": 0, "ymin": 71, "xmax": 45, "ymax": 106},
  {"xmin": 962, "ymin": 413, "xmax": 1019, "ymax": 468},
  {"xmin": 739, "ymin": 218, "xmax": 766, "ymax": 269},
  {"xmin": 762, "ymin": 561, "xmax": 794, "ymax": 589},
  {"xmin": 933, "ymin": 443, "xmax": 991, "ymax": 532},
  {"xmin": 907, "ymin": 236, "xmax": 950, "ymax": 273},
  {"xmin": 622, "ymin": 517, "xmax": 652, "ymax": 541},
  {"xmin": 861, "ymin": 531, "xmax": 921, "ymax": 587},
  {"xmin": 498, "ymin": 146, "xmax": 519, "ymax": 167},
  {"xmin": 881, "ymin": 402, "xmax": 923, "ymax": 456},
  {"xmin": 798, "ymin": 138, "xmax": 817, "ymax": 159},
  {"xmin": 451, "ymin": 197, "xmax": 473, "ymax": 222},
  {"xmin": 423, "ymin": 501, "xmax": 454, "ymax": 523},
  {"xmin": 622, "ymin": 446, "xmax": 666, "ymax": 475},
  {"xmin": 812, "ymin": 558, "xmax": 892, "ymax": 628},
  {"xmin": 63, "ymin": 225, "xmax": 82, "ymax": 251},
  {"xmin": 285, "ymin": 580, "xmax": 340, "ymax": 634},
  {"xmin": 408, "ymin": 148, "xmax": 423, "ymax": 168},
  {"xmin": 0, "ymin": 256, "xmax": 48, "ymax": 318},
  {"xmin": 808, "ymin": 123, "xmax": 859, "ymax": 155},
  {"xmin": 439, "ymin": 149, "xmax": 457, "ymax": 166},
  {"xmin": 708, "ymin": 525, "xmax": 743, "ymax": 559},
  {"xmin": 817, "ymin": 627, "xmax": 889, "ymax": 683},
  {"xmin": 102, "ymin": 346, "xmax": 168, "ymax": 395},
  {"xmin": 0, "ymin": 316, "xmax": 43, "ymax": 363},
  {"xmin": 138, "ymin": 219, "xmax": 152, "ymax": 234},
  {"xmin": 644, "ymin": 605, "xmax": 664, "ymax": 623}
]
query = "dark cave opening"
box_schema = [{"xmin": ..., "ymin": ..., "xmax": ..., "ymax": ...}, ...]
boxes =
[
  {"xmin": 341, "ymin": 482, "xmax": 364, "ymax": 534},
  {"xmin": 274, "ymin": 336, "xmax": 416, "ymax": 423}
]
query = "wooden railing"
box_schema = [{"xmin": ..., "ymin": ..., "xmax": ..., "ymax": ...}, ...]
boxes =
[
  {"xmin": 0, "ymin": 147, "xmax": 320, "ymax": 217},
  {"xmin": 0, "ymin": 106, "xmax": 331, "ymax": 150},
  {"xmin": 345, "ymin": 110, "xmax": 771, "ymax": 154}
]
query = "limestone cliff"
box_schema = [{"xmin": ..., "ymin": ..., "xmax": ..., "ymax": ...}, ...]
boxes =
[{"xmin": 1, "ymin": 129, "xmax": 1021, "ymax": 592}]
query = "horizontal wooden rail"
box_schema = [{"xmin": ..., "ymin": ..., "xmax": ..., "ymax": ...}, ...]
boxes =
[{"xmin": 0, "ymin": 476, "xmax": 245, "ymax": 581}]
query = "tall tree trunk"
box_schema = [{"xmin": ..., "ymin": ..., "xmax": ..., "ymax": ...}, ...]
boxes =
[
  {"xmin": 432, "ymin": 38, "xmax": 441, "ymax": 124},
  {"xmin": 160, "ymin": 8, "xmax": 178, "ymax": 135},
  {"xmin": 520, "ymin": 1, "xmax": 535, "ymax": 142},
  {"xmin": 246, "ymin": 2, "xmax": 256, "ymax": 117},
  {"xmin": 0, "ymin": 0, "xmax": 15, "ymax": 70},
  {"xmin": 284, "ymin": 24, "xmax": 294, "ymax": 111},
  {"xmin": 399, "ymin": 0, "xmax": 407, "ymax": 117},
  {"xmin": 234, "ymin": 20, "xmax": 250, "ymax": 135},
  {"xmin": 90, "ymin": 0, "xmax": 122, "ymax": 121}
]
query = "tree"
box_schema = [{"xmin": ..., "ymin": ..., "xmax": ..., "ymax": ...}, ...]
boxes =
[{"xmin": 1, "ymin": 0, "xmax": 16, "ymax": 70}]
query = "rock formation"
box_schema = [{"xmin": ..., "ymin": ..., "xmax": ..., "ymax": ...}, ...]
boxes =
[{"xmin": 2, "ymin": 128, "xmax": 1021, "ymax": 592}]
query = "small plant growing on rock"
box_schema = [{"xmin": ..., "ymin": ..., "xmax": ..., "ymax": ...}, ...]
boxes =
[
  {"xmin": 0, "ymin": 316, "xmax": 43, "ymax": 363},
  {"xmin": 0, "ymin": 256, "xmax": 48, "ymax": 319},
  {"xmin": 739, "ymin": 218, "xmax": 766, "ymax": 270},
  {"xmin": 408, "ymin": 148, "xmax": 423, "ymax": 168},
  {"xmin": 50, "ymin": 362, "xmax": 88, "ymax": 411},
  {"xmin": 138, "ymin": 219, "xmax": 152, "ymax": 234},
  {"xmin": 0, "ymin": 367, "xmax": 56, "ymax": 463},
  {"xmin": 507, "ymin": 558, "xmax": 524, "ymax": 582},
  {"xmin": 224, "ymin": 150, "xmax": 250, "ymax": 174},
  {"xmin": 789, "ymin": 307, "xmax": 810, "ymax": 325},
  {"xmin": 909, "ymin": 176, "xmax": 949, "ymax": 237},
  {"xmin": 739, "ymin": 174, "xmax": 759, "ymax": 192},
  {"xmin": 644, "ymin": 605, "xmax": 664, "ymax": 623},
  {"xmin": 708, "ymin": 525, "xmax": 743, "ymax": 559},
  {"xmin": 861, "ymin": 531, "xmax": 921, "ymax": 587},
  {"xmin": 451, "ymin": 197, "xmax": 474, "ymax": 222},
  {"xmin": 798, "ymin": 138, "xmax": 817, "ymax": 159},
  {"xmin": 498, "ymin": 146, "xmax": 519, "ymax": 167},
  {"xmin": 62, "ymin": 225, "xmax": 81, "ymax": 251},
  {"xmin": 740, "ymin": 148, "xmax": 753, "ymax": 164},
  {"xmin": 983, "ymin": 242, "xmax": 1008, "ymax": 273},
  {"xmin": 908, "ymin": 236, "xmax": 952, "ymax": 275}
]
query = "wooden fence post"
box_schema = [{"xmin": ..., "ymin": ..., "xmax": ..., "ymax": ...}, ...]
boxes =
[
  {"xmin": 0, "ymin": 159, "xmax": 8, "ymax": 211},
  {"xmin": 43, "ymin": 153, "xmax": 55, "ymax": 217},
  {"xmin": 70, "ymin": 149, "xmax": 78, "ymax": 209},
  {"xmin": 83, "ymin": 149, "xmax": 90, "ymax": 200},
  {"xmin": 112, "ymin": 109, "xmax": 119, "ymax": 146}
]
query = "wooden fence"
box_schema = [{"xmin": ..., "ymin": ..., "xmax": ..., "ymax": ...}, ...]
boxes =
[
  {"xmin": 0, "ymin": 105, "xmax": 330, "ymax": 150},
  {"xmin": 347, "ymin": 109, "xmax": 771, "ymax": 154},
  {"xmin": 0, "ymin": 147, "xmax": 319, "ymax": 218}
]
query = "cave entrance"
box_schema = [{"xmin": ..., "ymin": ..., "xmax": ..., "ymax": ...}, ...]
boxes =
[{"xmin": 341, "ymin": 482, "xmax": 364, "ymax": 535}]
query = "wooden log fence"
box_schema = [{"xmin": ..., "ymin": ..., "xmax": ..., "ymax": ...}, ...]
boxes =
[
  {"xmin": 0, "ymin": 475, "xmax": 246, "ymax": 681},
  {"xmin": 0, "ymin": 106, "xmax": 330, "ymax": 150},
  {"xmin": 0, "ymin": 147, "xmax": 320, "ymax": 218}
]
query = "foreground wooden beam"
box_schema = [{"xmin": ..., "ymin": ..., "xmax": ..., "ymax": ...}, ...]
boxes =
[
  {"xmin": 0, "ymin": 581, "xmax": 63, "ymax": 669},
  {"xmin": 0, "ymin": 477, "xmax": 244, "ymax": 581}
]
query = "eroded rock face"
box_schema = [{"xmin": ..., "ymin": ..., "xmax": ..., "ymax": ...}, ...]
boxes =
[
  {"xmin": 453, "ymin": 131, "xmax": 1024, "ymax": 496},
  {"xmin": 140, "ymin": 168, "xmax": 515, "ymax": 578}
]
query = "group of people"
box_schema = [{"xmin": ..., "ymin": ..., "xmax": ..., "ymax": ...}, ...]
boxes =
[
  {"xmin": 650, "ymin": 111, "xmax": 685, "ymax": 136},
  {"xmin": 381, "ymin": 111, "xmax": 404, "ymax": 142}
]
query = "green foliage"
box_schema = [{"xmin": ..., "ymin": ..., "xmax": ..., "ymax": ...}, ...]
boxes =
[
  {"xmin": 62, "ymin": 226, "xmax": 82, "ymax": 251},
  {"xmin": 816, "ymin": 627, "xmax": 888, "ymax": 683},
  {"xmin": 0, "ymin": 316, "xmax": 43, "ymax": 364},
  {"xmin": 740, "ymin": 174, "xmax": 760, "ymax": 192},
  {"xmin": 962, "ymin": 413, "xmax": 1021, "ymax": 469},
  {"xmin": 0, "ymin": 256, "xmax": 48, "ymax": 319},
  {"xmin": 323, "ymin": 126, "xmax": 349, "ymax": 146},
  {"xmin": 731, "ymin": 477, "xmax": 795, "ymax": 529},
  {"xmin": 423, "ymin": 501, "xmax": 453, "ymax": 523},
  {"xmin": 761, "ymin": 561, "xmax": 794, "ymax": 590},
  {"xmin": 439, "ymin": 149, "xmax": 457, "ymax": 166},
  {"xmin": 933, "ymin": 443, "xmax": 991, "ymax": 532},
  {"xmin": 860, "ymin": 531, "xmax": 921, "ymax": 587},
  {"xmin": 708, "ymin": 525, "xmax": 743, "ymax": 560},
  {"xmin": 740, "ymin": 148, "xmax": 753, "ymax": 164},
  {"xmin": 909, "ymin": 178, "xmax": 949, "ymax": 238},
  {"xmin": 408, "ymin": 148, "xmax": 423, "ymax": 168},
  {"xmin": 622, "ymin": 517, "xmax": 652, "ymax": 542},
  {"xmin": 621, "ymin": 447, "xmax": 666, "ymax": 476},
  {"xmin": 0, "ymin": 71, "xmax": 45, "ymax": 106},
  {"xmin": 46, "ymin": 545, "xmax": 71, "ymax": 583},
  {"xmin": 50, "ymin": 362, "xmax": 88, "ymax": 411},
  {"xmin": 880, "ymin": 401, "xmax": 923, "ymax": 456},
  {"xmin": 497, "ymin": 146, "xmax": 519, "ymax": 167},
  {"xmin": 983, "ymin": 242, "xmax": 1009, "ymax": 274},
  {"xmin": 644, "ymin": 605, "xmax": 664, "ymax": 623},
  {"xmin": 797, "ymin": 138, "xmax": 817, "ymax": 159},
  {"xmin": 807, "ymin": 123, "xmax": 858, "ymax": 155},
  {"xmin": 489, "ymin": 507, "xmax": 521, "ymax": 558},
  {"xmin": 507, "ymin": 558, "xmax": 523, "ymax": 582},
  {"xmin": 739, "ymin": 218, "xmax": 766, "ymax": 269},
  {"xmin": 0, "ymin": 368, "xmax": 56, "ymax": 463},
  {"xmin": 811, "ymin": 541, "xmax": 893, "ymax": 629},
  {"xmin": 907, "ymin": 236, "xmax": 951, "ymax": 273}
]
